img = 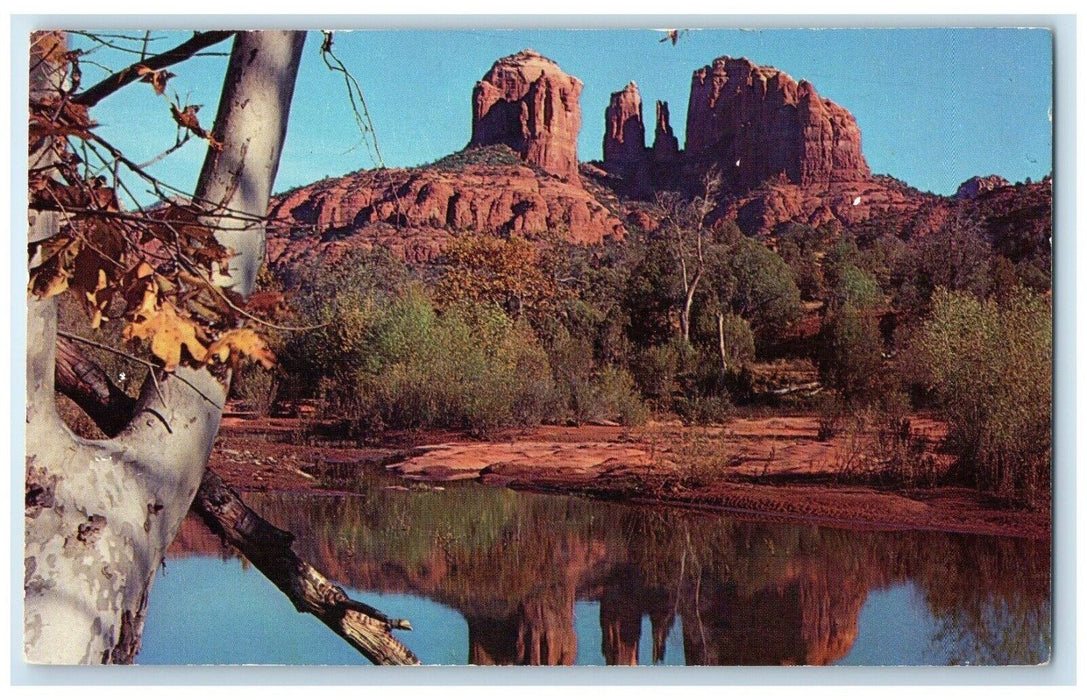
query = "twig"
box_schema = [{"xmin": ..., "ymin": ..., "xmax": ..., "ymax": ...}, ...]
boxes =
[
  {"xmin": 58, "ymin": 329, "xmax": 224, "ymax": 412},
  {"xmin": 73, "ymin": 31, "xmax": 235, "ymax": 108},
  {"xmin": 319, "ymin": 32, "xmax": 382, "ymax": 165},
  {"xmin": 135, "ymin": 133, "xmax": 193, "ymax": 170},
  {"xmin": 86, "ymin": 131, "xmax": 269, "ymax": 226}
]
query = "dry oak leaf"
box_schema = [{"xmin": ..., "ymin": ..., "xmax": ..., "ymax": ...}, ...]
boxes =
[
  {"xmin": 205, "ymin": 329, "xmax": 276, "ymax": 370},
  {"xmin": 135, "ymin": 65, "xmax": 175, "ymax": 96},
  {"xmin": 29, "ymin": 236, "xmax": 82, "ymax": 299},
  {"xmin": 29, "ymin": 98, "xmax": 94, "ymax": 151},
  {"xmin": 170, "ymin": 103, "xmax": 222, "ymax": 150},
  {"xmin": 123, "ymin": 301, "xmax": 207, "ymax": 371}
]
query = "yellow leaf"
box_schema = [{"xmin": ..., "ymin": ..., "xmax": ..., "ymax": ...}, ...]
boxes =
[
  {"xmin": 205, "ymin": 329, "xmax": 276, "ymax": 370},
  {"xmin": 123, "ymin": 302, "xmax": 206, "ymax": 371}
]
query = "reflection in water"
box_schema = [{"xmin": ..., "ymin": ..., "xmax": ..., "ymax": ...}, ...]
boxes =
[{"xmin": 164, "ymin": 475, "xmax": 1051, "ymax": 666}]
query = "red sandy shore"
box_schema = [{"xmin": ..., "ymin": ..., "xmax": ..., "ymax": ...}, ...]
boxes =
[{"xmin": 209, "ymin": 414, "xmax": 1050, "ymax": 541}]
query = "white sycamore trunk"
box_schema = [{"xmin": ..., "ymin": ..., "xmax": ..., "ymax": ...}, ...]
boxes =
[{"xmin": 24, "ymin": 31, "xmax": 305, "ymax": 664}]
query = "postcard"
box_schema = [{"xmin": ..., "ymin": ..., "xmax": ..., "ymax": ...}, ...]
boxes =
[{"xmin": 23, "ymin": 26, "xmax": 1052, "ymax": 667}]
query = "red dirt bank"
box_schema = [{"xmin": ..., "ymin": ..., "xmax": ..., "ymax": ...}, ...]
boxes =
[{"xmin": 209, "ymin": 414, "xmax": 1049, "ymax": 541}]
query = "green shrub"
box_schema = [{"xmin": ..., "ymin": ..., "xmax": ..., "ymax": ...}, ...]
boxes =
[
  {"xmin": 295, "ymin": 279, "xmax": 556, "ymax": 434},
  {"xmin": 427, "ymin": 144, "xmax": 524, "ymax": 171},
  {"xmin": 231, "ymin": 364, "xmax": 280, "ymax": 416},
  {"xmin": 817, "ymin": 264, "xmax": 886, "ymax": 406},
  {"xmin": 351, "ymin": 293, "xmax": 555, "ymax": 433},
  {"xmin": 818, "ymin": 304, "xmax": 884, "ymax": 405},
  {"xmin": 583, "ymin": 365, "xmax": 649, "ymax": 426},
  {"xmin": 673, "ymin": 393, "xmax": 733, "ymax": 425},
  {"xmin": 630, "ymin": 339, "xmax": 690, "ymax": 403},
  {"xmin": 546, "ymin": 330, "xmax": 647, "ymax": 425},
  {"xmin": 910, "ymin": 286, "xmax": 1051, "ymax": 505}
]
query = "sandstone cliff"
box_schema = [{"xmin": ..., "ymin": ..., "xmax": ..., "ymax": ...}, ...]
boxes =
[
  {"xmin": 265, "ymin": 151, "xmax": 625, "ymax": 269},
  {"xmin": 602, "ymin": 82, "xmax": 645, "ymax": 165},
  {"xmin": 684, "ymin": 56, "xmax": 870, "ymax": 191},
  {"xmin": 470, "ymin": 49, "xmax": 583, "ymax": 182}
]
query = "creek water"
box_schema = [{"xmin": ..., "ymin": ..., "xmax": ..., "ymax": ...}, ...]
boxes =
[{"xmin": 139, "ymin": 473, "xmax": 1050, "ymax": 666}]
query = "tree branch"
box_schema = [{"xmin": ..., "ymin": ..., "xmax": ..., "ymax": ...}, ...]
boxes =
[
  {"xmin": 51, "ymin": 335, "xmax": 419, "ymax": 665},
  {"xmin": 193, "ymin": 470, "xmax": 420, "ymax": 666},
  {"xmin": 54, "ymin": 334, "xmax": 138, "ymax": 437},
  {"xmin": 72, "ymin": 31, "xmax": 235, "ymax": 108}
]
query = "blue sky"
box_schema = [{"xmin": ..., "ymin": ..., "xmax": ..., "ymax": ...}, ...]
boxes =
[{"xmin": 71, "ymin": 28, "xmax": 1052, "ymax": 203}]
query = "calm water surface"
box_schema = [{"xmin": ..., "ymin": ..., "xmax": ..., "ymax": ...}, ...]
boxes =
[{"xmin": 140, "ymin": 474, "xmax": 1050, "ymax": 666}]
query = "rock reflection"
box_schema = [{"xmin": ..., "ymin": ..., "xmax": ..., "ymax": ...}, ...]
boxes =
[{"xmin": 169, "ymin": 480, "xmax": 1050, "ymax": 666}]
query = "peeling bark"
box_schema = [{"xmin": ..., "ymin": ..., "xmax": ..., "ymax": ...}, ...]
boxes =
[
  {"xmin": 52, "ymin": 336, "xmax": 418, "ymax": 664},
  {"xmin": 24, "ymin": 31, "xmax": 309, "ymax": 664}
]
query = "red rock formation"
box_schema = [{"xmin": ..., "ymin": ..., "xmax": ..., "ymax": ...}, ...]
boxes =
[
  {"xmin": 678, "ymin": 556, "xmax": 867, "ymax": 666},
  {"xmin": 467, "ymin": 598, "xmax": 578, "ymax": 666},
  {"xmin": 651, "ymin": 100, "xmax": 680, "ymax": 160},
  {"xmin": 726, "ymin": 176, "xmax": 940, "ymax": 236},
  {"xmin": 955, "ymin": 174, "xmax": 1011, "ymax": 200},
  {"xmin": 470, "ymin": 49, "xmax": 583, "ymax": 181},
  {"xmin": 603, "ymin": 82, "xmax": 645, "ymax": 165},
  {"xmin": 266, "ymin": 158, "xmax": 626, "ymax": 268},
  {"xmin": 685, "ymin": 57, "xmax": 870, "ymax": 193}
]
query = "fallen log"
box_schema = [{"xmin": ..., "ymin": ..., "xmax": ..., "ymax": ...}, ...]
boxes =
[{"xmin": 193, "ymin": 470, "xmax": 419, "ymax": 665}]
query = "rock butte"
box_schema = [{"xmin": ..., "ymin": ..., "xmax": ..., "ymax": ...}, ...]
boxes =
[
  {"xmin": 597, "ymin": 56, "xmax": 907, "ymax": 235},
  {"xmin": 685, "ymin": 56, "xmax": 870, "ymax": 190},
  {"xmin": 268, "ymin": 49, "xmax": 1047, "ymax": 270},
  {"xmin": 470, "ymin": 49, "xmax": 583, "ymax": 182},
  {"xmin": 602, "ymin": 57, "xmax": 869, "ymax": 191}
]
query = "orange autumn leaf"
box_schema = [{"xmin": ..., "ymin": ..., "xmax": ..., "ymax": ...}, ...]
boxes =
[
  {"xmin": 205, "ymin": 328, "xmax": 276, "ymax": 369},
  {"xmin": 123, "ymin": 301, "xmax": 207, "ymax": 371}
]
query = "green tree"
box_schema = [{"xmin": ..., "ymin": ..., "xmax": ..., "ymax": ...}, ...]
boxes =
[
  {"xmin": 910, "ymin": 287, "xmax": 1051, "ymax": 505},
  {"xmin": 818, "ymin": 264, "xmax": 885, "ymax": 404},
  {"xmin": 652, "ymin": 169, "xmax": 722, "ymax": 344},
  {"xmin": 892, "ymin": 221, "xmax": 992, "ymax": 315},
  {"xmin": 726, "ymin": 237, "xmax": 803, "ymax": 347},
  {"xmin": 623, "ymin": 237, "xmax": 682, "ymax": 348}
]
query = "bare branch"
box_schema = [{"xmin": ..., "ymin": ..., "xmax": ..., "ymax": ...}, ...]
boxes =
[
  {"xmin": 135, "ymin": 133, "xmax": 193, "ymax": 170},
  {"xmin": 320, "ymin": 31, "xmax": 386, "ymax": 169},
  {"xmin": 54, "ymin": 334, "xmax": 138, "ymax": 437},
  {"xmin": 50, "ymin": 338, "xmax": 415, "ymax": 664},
  {"xmin": 193, "ymin": 470, "xmax": 420, "ymax": 665},
  {"xmin": 73, "ymin": 31, "xmax": 235, "ymax": 108}
]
